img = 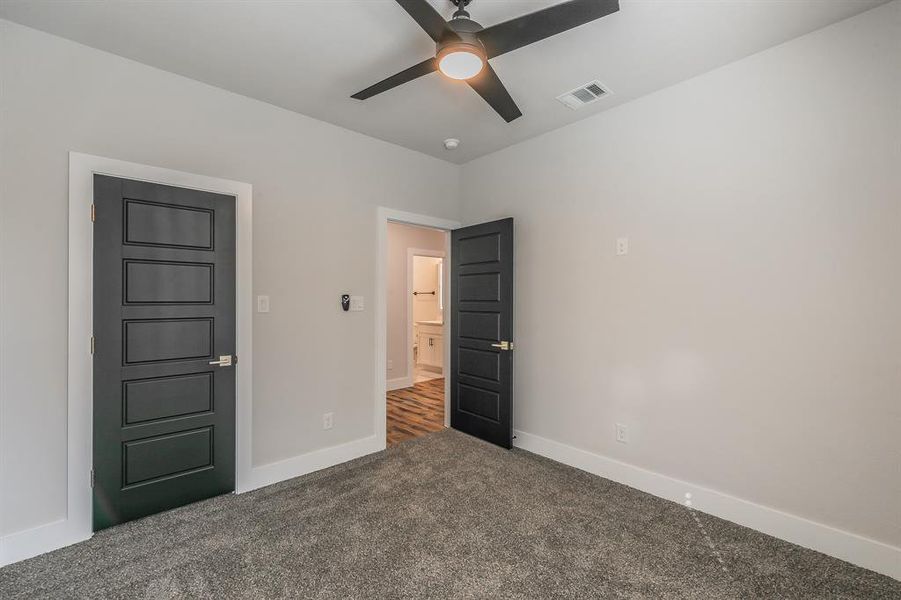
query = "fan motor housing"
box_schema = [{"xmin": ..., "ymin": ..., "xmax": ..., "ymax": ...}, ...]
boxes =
[
  {"xmin": 438, "ymin": 17, "xmax": 485, "ymax": 60},
  {"xmin": 447, "ymin": 16, "xmax": 483, "ymax": 35}
]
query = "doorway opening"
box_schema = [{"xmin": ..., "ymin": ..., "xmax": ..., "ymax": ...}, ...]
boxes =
[
  {"xmin": 377, "ymin": 210, "xmax": 513, "ymax": 451},
  {"xmin": 386, "ymin": 222, "xmax": 449, "ymax": 446}
]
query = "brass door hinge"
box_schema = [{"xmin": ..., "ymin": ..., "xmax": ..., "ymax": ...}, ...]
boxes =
[
  {"xmin": 91, "ymin": 203, "xmax": 95, "ymax": 222},
  {"xmin": 90, "ymin": 336, "xmax": 95, "ymax": 354},
  {"xmin": 90, "ymin": 469, "xmax": 95, "ymax": 488}
]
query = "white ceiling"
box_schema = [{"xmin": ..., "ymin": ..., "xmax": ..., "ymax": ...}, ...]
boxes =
[{"xmin": 0, "ymin": 0, "xmax": 885, "ymax": 163}]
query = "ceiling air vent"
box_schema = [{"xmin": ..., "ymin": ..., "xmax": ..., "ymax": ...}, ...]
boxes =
[{"xmin": 557, "ymin": 80, "xmax": 609, "ymax": 110}]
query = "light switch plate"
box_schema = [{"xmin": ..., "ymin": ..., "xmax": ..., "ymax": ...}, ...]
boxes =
[
  {"xmin": 349, "ymin": 295, "xmax": 364, "ymax": 311},
  {"xmin": 616, "ymin": 237, "xmax": 629, "ymax": 256},
  {"xmin": 257, "ymin": 295, "xmax": 270, "ymax": 313}
]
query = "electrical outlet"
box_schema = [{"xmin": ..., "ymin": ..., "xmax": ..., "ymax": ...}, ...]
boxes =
[
  {"xmin": 615, "ymin": 423, "xmax": 629, "ymax": 443},
  {"xmin": 387, "ymin": 359, "xmax": 394, "ymax": 370},
  {"xmin": 323, "ymin": 412, "xmax": 334, "ymax": 430},
  {"xmin": 616, "ymin": 237, "xmax": 629, "ymax": 256},
  {"xmin": 257, "ymin": 295, "xmax": 270, "ymax": 313},
  {"xmin": 349, "ymin": 295, "xmax": 364, "ymax": 311}
]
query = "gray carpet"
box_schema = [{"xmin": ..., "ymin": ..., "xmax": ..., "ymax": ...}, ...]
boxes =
[{"xmin": 1, "ymin": 430, "xmax": 898, "ymax": 599}]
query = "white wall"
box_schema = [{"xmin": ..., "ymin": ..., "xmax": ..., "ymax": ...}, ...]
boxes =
[
  {"xmin": 0, "ymin": 20, "xmax": 460, "ymax": 537},
  {"xmin": 386, "ymin": 223, "xmax": 446, "ymax": 384},
  {"xmin": 461, "ymin": 1, "xmax": 900, "ymax": 551}
]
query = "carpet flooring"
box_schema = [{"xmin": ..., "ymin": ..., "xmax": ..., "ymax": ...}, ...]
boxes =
[{"xmin": 1, "ymin": 430, "xmax": 898, "ymax": 599}]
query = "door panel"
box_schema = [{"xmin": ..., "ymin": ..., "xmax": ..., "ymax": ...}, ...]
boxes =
[
  {"xmin": 123, "ymin": 318, "xmax": 214, "ymax": 364},
  {"xmin": 123, "ymin": 427, "xmax": 213, "ymax": 487},
  {"xmin": 124, "ymin": 200, "xmax": 214, "ymax": 249},
  {"xmin": 123, "ymin": 372, "xmax": 214, "ymax": 425},
  {"xmin": 124, "ymin": 260, "xmax": 214, "ymax": 304},
  {"xmin": 458, "ymin": 273, "xmax": 501, "ymax": 302},
  {"xmin": 457, "ymin": 233, "xmax": 500, "ymax": 264},
  {"xmin": 93, "ymin": 175, "xmax": 236, "ymax": 531},
  {"xmin": 458, "ymin": 384, "xmax": 500, "ymax": 421},
  {"xmin": 458, "ymin": 311, "xmax": 500, "ymax": 340},
  {"xmin": 458, "ymin": 348, "xmax": 499, "ymax": 381},
  {"xmin": 450, "ymin": 218, "xmax": 514, "ymax": 448}
]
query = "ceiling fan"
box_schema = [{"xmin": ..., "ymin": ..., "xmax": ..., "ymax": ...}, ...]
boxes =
[{"xmin": 351, "ymin": 0, "xmax": 620, "ymax": 123}]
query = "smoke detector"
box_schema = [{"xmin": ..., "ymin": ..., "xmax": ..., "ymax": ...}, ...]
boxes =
[
  {"xmin": 443, "ymin": 138, "xmax": 460, "ymax": 150},
  {"xmin": 556, "ymin": 80, "xmax": 610, "ymax": 110}
]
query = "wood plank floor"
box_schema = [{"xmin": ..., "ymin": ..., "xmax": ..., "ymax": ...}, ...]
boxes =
[{"xmin": 386, "ymin": 378, "xmax": 445, "ymax": 446}]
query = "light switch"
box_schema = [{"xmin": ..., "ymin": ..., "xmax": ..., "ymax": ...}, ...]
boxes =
[
  {"xmin": 257, "ymin": 295, "xmax": 270, "ymax": 313},
  {"xmin": 349, "ymin": 295, "xmax": 364, "ymax": 311}
]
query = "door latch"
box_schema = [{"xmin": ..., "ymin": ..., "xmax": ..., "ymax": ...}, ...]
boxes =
[
  {"xmin": 490, "ymin": 341, "xmax": 513, "ymax": 351},
  {"xmin": 209, "ymin": 355, "xmax": 233, "ymax": 367}
]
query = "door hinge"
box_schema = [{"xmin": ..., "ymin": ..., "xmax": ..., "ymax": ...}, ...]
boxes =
[
  {"xmin": 90, "ymin": 336, "xmax": 95, "ymax": 354},
  {"xmin": 90, "ymin": 203, "xmax": 95, "ymax": 222},
  {"xmin": 90, "ymin": 468, "xmax": 95, "ymax": 488}
]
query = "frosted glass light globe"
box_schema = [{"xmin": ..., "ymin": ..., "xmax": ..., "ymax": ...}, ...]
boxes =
[{"xmin": 438, "ymin": 51, "xmax": 484, "ymax": 80}]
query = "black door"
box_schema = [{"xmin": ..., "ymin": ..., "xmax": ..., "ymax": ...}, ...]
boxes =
[
  {"xmin": 93, "ymin": 175, "xmax": 236, "ymax": 530},
  {"xmin": 450, "ymin": 218, "xmax": 514, "ymax": 448}
]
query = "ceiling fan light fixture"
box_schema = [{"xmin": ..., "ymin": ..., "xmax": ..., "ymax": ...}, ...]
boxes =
[
  {"xmin": 437, "ymin": 43, "xmax": 485, "ymax": 80},
  {"xmin": 351, "ymin": 0, "xmax": 621, "ymax": 124}
]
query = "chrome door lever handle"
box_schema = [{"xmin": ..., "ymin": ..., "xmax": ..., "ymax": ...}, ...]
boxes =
[{"xmin": 209, "ymin": 355, "xmax": 233, "ymax": 367}]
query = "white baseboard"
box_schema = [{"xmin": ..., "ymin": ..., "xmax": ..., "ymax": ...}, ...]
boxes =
[
  {"xmin": 1, "ymin": 434, "xmax": 384, "ymax": 567},
  {"xmin": 386, "ymin": 376, "xmax": 413, "ymax": 391},
  {"xmin": 0, "ymin": 518, "xmax": 90, "ymax": 567},
  {"xmin": 514, "ymin": 429, "xmax": 900, "ymax": 581},
  {"xmin": 248, "ymin": 434, "xmax": 383, "ymax": 491}
]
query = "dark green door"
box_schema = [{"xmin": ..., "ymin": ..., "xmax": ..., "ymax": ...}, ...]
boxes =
[{"xmin": 92, "ymin": 175, "xmax": 236, "ymax": 531}]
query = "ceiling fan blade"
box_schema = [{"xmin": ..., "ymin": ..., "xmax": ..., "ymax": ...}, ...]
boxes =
[
  {"xmin": 394, "ymin": 0, "xmax": 454, "ymax": 43},
  {"xmin": 478, "ymin": 0, "xmax": 619, "ymax": 59},
  {"xmin": 467, "ymin": 63, "xmax": 522, "ymax": 123},
  {"xmin": 351, "ymin": 58, "xmax": 437, "ymax": 100}
]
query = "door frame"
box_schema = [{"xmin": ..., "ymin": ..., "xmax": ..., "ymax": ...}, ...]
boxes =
[
  {"xmin": 406, "ymin": 248, "xmax": 446, "ymax": 391},
  {"xmin": 67, "ymin": 152, "xmax": 253, "ymax": 546},
  {"xmin": 375, "ymin": 208, "xmax": 460, "ymax": 448}
]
